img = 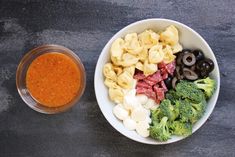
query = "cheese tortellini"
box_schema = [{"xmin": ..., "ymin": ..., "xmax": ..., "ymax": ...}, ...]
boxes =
[
  {"xmin": 103, "ymin": 25, "xmax": 182, "ymax": 103},
  {"xmin": 124, "ymin": 33, "xmax": 143, "ymax": 55},
  {"xmin": 160, "ymin": 25, "xmax": 179, "ymax": 46},
  {"xmin": 117, "ymin": 71, "xmax": 133, "ymax": 89},
  {"xmin": 148, "ymin": 45, "xmax": 164, "ymax": 64},
  {"xmin": 138, "ymin": 30, "xmax": 160, "ymax": 49},
  {"xmin": 109, "ymin": 88, "xmax": 124, "ymax": 103},
  {"xmin": 110, "ymin": 38, "xmax": 125, "ymax": 65},
  {"xmin": 103, "ymin": 63, "xmax": 117, "ymax": 81}
]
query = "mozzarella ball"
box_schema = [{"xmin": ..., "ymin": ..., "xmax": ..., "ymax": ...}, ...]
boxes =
[
  {"xmin": 123, "ymin": 117, "xmax": 137, "ymax": 130},
  {"xmin": 123, "ymin": 95, "xmax": 141, "ymax": 111},
  {"xmin": 136, "ymin": 94, "xmax": 148, "ymax": 105},
  {"xmin": 136, "ymin": 121, "xmax": 150, "ymax": 137},
  {"xmin": 131, "ymin": 107, "xmax": 148, "ymax": 122},
  {"xmin": 143, "ymin": 98, "xmax": 157, "ymax": 109},
  {"xmin": 113, "ymin": 104, "xmax": 129, "ymax": 120}
]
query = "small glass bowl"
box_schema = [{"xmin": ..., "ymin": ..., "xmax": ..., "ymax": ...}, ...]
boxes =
[{"xmin": 16, "ymin": 44, "xmax": 86, "ymax": 114}]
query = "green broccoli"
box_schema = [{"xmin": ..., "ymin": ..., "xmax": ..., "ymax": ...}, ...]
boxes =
[
  {"xmin": 175, "ymin": 80, "xmax": 205, "ymax": 103},
  {"xmin": 151, "ymin": 108, "xmax": 161, "ymax": 123},
  {"xmin": 194, "ymin": 77, "xmax": 216, "ymax": 99},
  {"xmin": 149, "ymin": 116, "xmax": 171, "ymax": 141},
  {"xmin": 175, "ymin": 99, "xmax": 193, "ymax": 123},
  {"xmin": 159, "ymin": 99, "xmax": 179, "ymax": 121},
  {"xmin": 190, "ymin": 99, "xmax": 206, "ymax": 124},
  {"xmin": 165, "ymin": 89, "xmax": 180, "ymax": 104},
  {"xmin": 169, "ymin": 121, "xmax": 192, "ymax": 136}
]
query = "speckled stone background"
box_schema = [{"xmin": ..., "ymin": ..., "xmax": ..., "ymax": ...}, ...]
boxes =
[{"xmin": 0, "ymin": 0, "xmax": 234, "ymax": 157}]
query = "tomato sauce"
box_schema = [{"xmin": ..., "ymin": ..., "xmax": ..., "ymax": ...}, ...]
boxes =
[{"xmin": 26, "ymin": 52, "xmax": 81, "ymax": 107}]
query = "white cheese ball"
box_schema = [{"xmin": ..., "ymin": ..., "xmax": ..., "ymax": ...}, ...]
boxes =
[
  {"xmin": 123, "ymin": 117, "xmax": 137, "ymax": 130},
  {"xmin": 143, "ymin": 98, "xmax": 158, "ymax": 109},
  {"xmin": 131, "ymin": 107, "xmax": 148, "ymax": 122},
  {"xmin": 113, "ymin": 104, "xmax": 129, "ymax": 120},
  {"xmin": 136, "ymin": 121, "xmax": 150, "ymax": 137},
  {"xmin": 136, "ymin": 94, "xmax": 148, "ymax": 105},
  {"xmin": 123, "ymin": 95, "xmax": 141, "ymax": 111}
]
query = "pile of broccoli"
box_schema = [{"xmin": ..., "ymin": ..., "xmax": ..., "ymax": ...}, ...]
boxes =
[{"xmin": 149, "ymin": 77, "xmax": 216, "ymax": 141}]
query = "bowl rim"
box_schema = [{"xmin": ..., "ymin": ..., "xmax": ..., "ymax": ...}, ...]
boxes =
[
  {"xmin": 16, "ymin": 44, "xmax": 86, "ymax": 114},
  {"xmin": 94, "ymin": 18, "xmax": 220, "ymax": 144}
]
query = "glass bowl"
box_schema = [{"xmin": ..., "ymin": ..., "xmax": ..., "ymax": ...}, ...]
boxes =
[{"xmin": 16, "ymin": 44, "xmax": 86, "ymax": 114}]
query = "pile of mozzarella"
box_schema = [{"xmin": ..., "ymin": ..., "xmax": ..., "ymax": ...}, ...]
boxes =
[{"xmin": 113, "ymin": 86, "xmax": 158, "ymax": 137}]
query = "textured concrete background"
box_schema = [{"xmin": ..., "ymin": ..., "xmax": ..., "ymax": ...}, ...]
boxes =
[{"xmin": 0, "ymin": 0, "xmax": 234, "ymax": 157}]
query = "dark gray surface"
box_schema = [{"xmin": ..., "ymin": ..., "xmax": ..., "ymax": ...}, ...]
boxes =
[{"xmin": 0, "ymin": 0, "xmax": 234, "ymax": 157}]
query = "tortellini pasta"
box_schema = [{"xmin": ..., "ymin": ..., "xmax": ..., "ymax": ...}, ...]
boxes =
[
  {"xmin": 110, "ymin": 38, "xmax": 125, "ymax": 60},
  {"xmin": 148, "ymin": 45, "xmax": 164, "ymax": 64},
  {"xmin": 123, "ymin": 66, "xmax": 135, "ymax": 77},
  {"xmin": 121, "ymin": 53, "xmax": 139, "ymax": 67},
  {"xmin": 103, "ymin": 63, "xmax": 117, "ymax": 81},
  {"xmin": 109, "ymin": 88, "xmax": 124, "ymax": 103},
  {"xmin": 104, "ymin": 78, "xmax": 120, "ymax": 89},
  {"xmin": 163, "ymin": 45, "xmax": 176, "ymax": 64},
  {"xmin": 113, "ymin": 66, "xmax": 123, "ymax": 75},
  {"xmin": 124, "ymin": 33, "xmax": 143, "ymax": 55},
  {"xmin": 135, "ymin": 62, "xmax": 144, "ymax": 71},
  {"xmin": 172, "ymin": 43, "xmax": 183, "ymax": 54},
  {"xmin": 117, "ymin": 71, "xmax": 133, "ymax": 89},
  {"xmin": 138, "ymin": 30, "xmax": 160, "ymax": 49},
  {"xmin": 143, "ymin": 61, "xmax": 158, "ymax": 76},
  {"xmin": 160, "ymin": 25, "xmax": 179, "ymax": 46},
  {"xmin": 138, "ymin": 47, "xmax": 148, "ymax": 62}
]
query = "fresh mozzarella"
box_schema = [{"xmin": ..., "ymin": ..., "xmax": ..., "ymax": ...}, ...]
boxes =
[
  {"xmin": 143, "ymin": 98, "xmax": 157, "ymax": 109},
  {"xmin": 136, "ymin": 94, "xmax": 148, "ymax": 105},
  {"xmin": 131, "ymin": 107, "xmax": 148, "ymax": 122},
  {"xmin": 136, "ymin": 121, "xmax": 150, "ymax": 137},
  {"xmin": 123, "ymin": 117, "xmax": 137, "ymax": 130},
  {"xmin": 113, "ymin": 104, "xmax": 129, "ymax": 120}
]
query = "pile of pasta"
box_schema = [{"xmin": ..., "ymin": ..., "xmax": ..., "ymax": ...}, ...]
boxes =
[{"xmin": 103, "ymin": 25, "xmax": 182, "ymax": 103}]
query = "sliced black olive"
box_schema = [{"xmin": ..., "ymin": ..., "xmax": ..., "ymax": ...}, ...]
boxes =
[
  {"xmin": 176, "ymin": 52, "xmax": 184, "ymax": 65},
  {"xmin": 190, "ymin": 64, "xmax": 196, "ymax": 71},
  {"xmin": 164, "ymin": 76, "xmax": 173, "ymax": 89},
  {"xmin": 193, "ymin": 49, "xmax": 204, "ymax": 61},
  {"xmin": 183, "ymin": 68, "xmax": 198, "ymax": 80},
  {"xmin": 172, "ymin": 77, "xmax": 178, "ymax": 89},
  {"xmin": 182, "ymin": 52, "xmax": 196, "ymax": 66},
  {"xmin": 175, "ymin": 66, "xmax": 184, "ymax": 80}
]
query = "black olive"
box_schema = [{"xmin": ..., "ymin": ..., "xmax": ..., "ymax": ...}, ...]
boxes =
[
  {"xmin": 176, "ymin": 52, "xmax": 184, "ymax": 65},
  {"xmin": 182, "ymin": 52, "xmax": 196, "ymax": 66},
  {"xmin": 200, "ymin": 70, "xmax": 209, "ymax": 78},
  {"xmin": 164, "ymin": 76, "xmax": 173, "ymax": 89},
  {"xmin": 204, "ymin": 58, "xmax": 214, "ymax": 72},
  {"xmin": 183, "ymin": 68, "xmax": 198, "ymax": 80},
  {"xmin": 196, "ymin": 59, "xmax": 214, "ymax": 73},
  {"xmin": 193, "ymin": 49, "xmax": 204, "ymax": 61}
]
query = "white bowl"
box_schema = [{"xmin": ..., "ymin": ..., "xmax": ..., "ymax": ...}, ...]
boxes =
[{"xmin": 94, "ymin": 18, "xmax": 220, "ymax": 144}]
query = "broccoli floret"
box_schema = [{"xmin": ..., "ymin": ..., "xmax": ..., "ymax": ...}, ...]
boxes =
[
  {"xmin": 194, "ymin": 77, "xmax": 216, "ymax": 99},
  {"xmin": 190, "ymin": 99, "xmax": 206, "ymax": 124},
  {"xmin": 175, "ymin": 99, "xmax": 193, "ymax": 123},
  {"xmin": 151, "ymin": 108, "xmax": 161, "ymax": 123},
  {"xmin": 165, "ymin": 90, "xmax": 180, "ymax": 104},
  {"xmin": 169, "ymin": 121, "xmax": 192, "ymax": 136},
  {"xmin": 176, "ymin": 80, "xmax": 205, "ymax": 103},
  {"xmin": 159, "ymin": 99, "xmax": 179, "ymax": 121},
  {"xmin": 149, "ymin": 116, "xmax": 171, "ymax": 141}
]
